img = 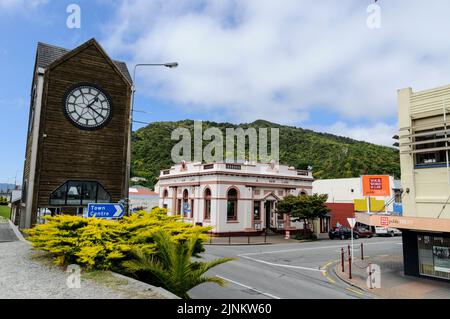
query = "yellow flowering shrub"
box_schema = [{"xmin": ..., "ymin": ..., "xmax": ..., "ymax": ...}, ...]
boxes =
[{"xmin": 25, "ymin": 207, "xmax": 211, "ymax": 270}]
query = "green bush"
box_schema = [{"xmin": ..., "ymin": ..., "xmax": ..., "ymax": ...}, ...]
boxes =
[{"xmin": 25, "ymin": 207, "xmax": 211, "ymax": 270}]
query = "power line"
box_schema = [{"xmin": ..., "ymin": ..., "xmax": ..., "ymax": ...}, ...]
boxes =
[
  {"xmin": 133, "ymin": 120, "xmax": 152, "ymax": 125},
  {"xmin": 133, "ymin": 109, "xmax": 152, "ymax": 114},
  {"xmin": 437, "ymin": 194, "xmax": 450, "ymax": 219}
]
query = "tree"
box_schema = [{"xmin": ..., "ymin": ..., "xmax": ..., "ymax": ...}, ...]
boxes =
[
  {"xmin": 122, "ymin": 230, "xmax": 235, "ymax": 299},
  {"xmin": 276, "ymin": 194, "xmax": 330, "ymax": 233}
]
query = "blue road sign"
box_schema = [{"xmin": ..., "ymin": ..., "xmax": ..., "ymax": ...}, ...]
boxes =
[{"xmin": 87, "ymin": 203, "xmax": 124, "ymax": 219}]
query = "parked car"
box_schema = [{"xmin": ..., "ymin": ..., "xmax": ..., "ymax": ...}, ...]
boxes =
[
  {"xmin": 354, "ymin": 227, "xmax": 374, "ymax": 238},
  {"xmin": 329, "ymin": 227, "xmax": 353, "ymax": 240},
  {"xmin": 329, "ymin": 226, "xmax": 374, "ymax": 240},
  {"xmin": 373, "ymin": 226, "xmax": 402, "ymax": 237}
]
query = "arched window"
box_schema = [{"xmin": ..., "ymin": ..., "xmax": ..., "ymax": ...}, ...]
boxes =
[
  {"xmin": 300, "ymin": 191, "xmax": 307, "ymax": 196},
  {"xmin": 227, "ymin": 188, "xmax": 238, "ymax": 221},
  {"xmin": 162, "ymin": 189, "xmax": 169, "ymax": 209},
  {"xmin": 182, "ymin": 189, "xmax": 189, "ymax": 217},
  {"xmin": 204, "ymin": 188, "xmax": 211, "ymax": 220}
]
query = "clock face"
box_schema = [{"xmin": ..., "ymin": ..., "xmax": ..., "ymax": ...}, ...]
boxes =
[{"xmin": 63, "ymin": 84, "xmax": 112, "ymax": 130}]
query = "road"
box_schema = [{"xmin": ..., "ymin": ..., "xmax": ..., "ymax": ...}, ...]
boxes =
[{"xmin": 189, "ymin": 236, "xmax": 403, "ymax": 299}]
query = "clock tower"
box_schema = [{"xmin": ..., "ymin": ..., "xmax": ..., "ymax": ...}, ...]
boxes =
[{"xmin": 17, "ymin": 39, "xmax": 132, "ymax": 228}]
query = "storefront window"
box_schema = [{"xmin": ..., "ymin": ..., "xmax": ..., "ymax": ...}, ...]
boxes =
[{"xmin": 418, "ymin": 234, "xmax": 450, "ymax": 280}]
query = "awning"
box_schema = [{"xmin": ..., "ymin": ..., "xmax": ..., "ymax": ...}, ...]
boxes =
[{"xmin": 356, "ymin": 212, "xmax": 450, "ymax": 233}]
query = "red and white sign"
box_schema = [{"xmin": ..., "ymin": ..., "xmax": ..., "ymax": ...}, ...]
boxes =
[
  {"xmin": 380, "ymin": 216, "xmax": 389, "ymax": 227},
  {"xmin": 347, "ymin": 218, "xmax": 357, "ymax": 229}
]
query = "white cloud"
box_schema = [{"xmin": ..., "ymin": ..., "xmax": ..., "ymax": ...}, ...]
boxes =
[
  {"xmin": 101, "ymin": 0, "xmax": 450, "ymax": 145},
  {"xmin": 0, "ymin": 0, "xmax": 48, "ymax": 12},
  {"xmin": 311, "ymin": 122, "xmax": 398, "ymax": 147}
]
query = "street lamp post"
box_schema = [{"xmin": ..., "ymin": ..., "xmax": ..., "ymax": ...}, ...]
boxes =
[{"xmin": 125, "ymin": 62, "xmax": 178, "ymax": 214}]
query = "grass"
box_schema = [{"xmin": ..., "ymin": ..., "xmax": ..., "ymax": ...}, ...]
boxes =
[{"xmin": 0, "ymin": 206, "xmax": 11, "ymax": 219}]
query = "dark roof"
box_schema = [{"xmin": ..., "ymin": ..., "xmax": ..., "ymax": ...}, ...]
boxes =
[{"xmin": 36, "ymin": 42, "xmax": 132, "ymax": 84}]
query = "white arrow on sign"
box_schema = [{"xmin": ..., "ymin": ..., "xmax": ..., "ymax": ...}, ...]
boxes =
[
  {"xmin": 113, "ymin": 205, "xmax": 124, "ymax": 217},
  {"xmin": 347, "ymin": 217, "xmax": 356, "ymax": 229}
]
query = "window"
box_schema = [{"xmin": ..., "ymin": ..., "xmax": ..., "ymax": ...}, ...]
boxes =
[
  {"xmin": 418, "ymin": 234, "xmax": 450, "ymax": 280},
  {"xmin": 204, "ymin": 188, "xmax": 211, "ymax": 220},
  {"xmin": 177, "ymin": 199, "xmax": 182, "ymax": 215},
  {"xmin": 320, "ymin": 217, "xmax": 330, "ymax": 233},
  {"xmin": 253, "ymin": 201, "xmax": 261, "ymax": 221},
  {"xmin": 50, "ymin": 183, "xmax": 67, "ymax": 205},
  {"xmin": 182, "ymin": 189, "xmax": 189, "ymax": 217},
  {"xmin": 49, "ymin": 181, "xmax": 111, "ymax": 206},
  {"xmin": 227, "ymin": 188, "xmax": 238, "ymax": 221},
  {"xmin": 414, "ymin": 128, "xmax": 449, "ymax": 167},
  {"xmin": 96, "ymin": 185, "xmax": 111, "ymax": 203}
]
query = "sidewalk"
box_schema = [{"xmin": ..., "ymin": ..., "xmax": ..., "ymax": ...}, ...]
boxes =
[
  {"xmin": 334, "ymin": 254, "xmax": 450, "ymax": 299},
  {"xmin": 0, "ymin": 221, "xmax": 176, "ymax": 299}
]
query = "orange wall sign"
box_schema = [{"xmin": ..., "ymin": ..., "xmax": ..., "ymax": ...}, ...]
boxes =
[{"xmin": 362, "ymin": 175, "xmax": 391, "ymax": 197}]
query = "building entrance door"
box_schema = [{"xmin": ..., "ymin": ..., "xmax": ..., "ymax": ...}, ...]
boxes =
[{"xmin": 264, "ymin": 201, "xmax": 273, "ymax": 230}]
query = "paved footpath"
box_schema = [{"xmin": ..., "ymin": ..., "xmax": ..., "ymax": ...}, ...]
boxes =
[
  {"xmin": 334, "ymin": 254, "xmax": 450, "ymax": 299},
  {"xmin": 0, "ymin": 219, "xmax": 175, "ymax": 299}
]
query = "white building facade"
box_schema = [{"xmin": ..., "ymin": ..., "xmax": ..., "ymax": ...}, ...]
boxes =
[{"xmin": 155, "ymin": 162, "xmax": 314, "ymax": 235}]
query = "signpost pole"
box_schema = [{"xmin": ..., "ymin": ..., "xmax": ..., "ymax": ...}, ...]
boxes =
[
  {"xmin": 347, "ymin": 217, "xmax": 356, "ymax": 264},
  {"xmin": 351, "ymin": 227, "xmax": 354, "ymax": 262}
]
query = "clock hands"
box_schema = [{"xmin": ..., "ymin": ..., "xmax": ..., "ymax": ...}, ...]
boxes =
[{"xmin": 85, "ymin": 97, "xmax": 104, "ymax": 118}]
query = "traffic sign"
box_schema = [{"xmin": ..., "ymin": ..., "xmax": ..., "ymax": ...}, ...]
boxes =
[
  {"xmin": 87, "ymin": 203, "xmax": 124, "ymax": 218},
  {"xmin": 347, "ymin": 217, "xmax": 356, "ymax": 229}
]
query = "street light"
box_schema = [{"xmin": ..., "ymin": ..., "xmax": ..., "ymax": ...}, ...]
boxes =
[{"xmin": 125, "ymin": 62, "xmax": 179, "ymax": 214}]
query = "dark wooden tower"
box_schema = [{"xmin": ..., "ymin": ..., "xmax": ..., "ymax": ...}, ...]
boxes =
[{"xmin": 17, "ymin": 39, "xmax": 132, "ymax": 228}]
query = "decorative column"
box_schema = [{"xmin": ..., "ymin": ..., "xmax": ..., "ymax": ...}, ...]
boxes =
[{"xmin": 171, "ymin": 186, "xmax": 177, "ymax": 216}]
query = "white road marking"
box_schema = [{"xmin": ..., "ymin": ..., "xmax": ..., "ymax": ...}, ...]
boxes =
[
  {"xmin": 238, "ymin": 240, "xmax": 401, "ymax": 257},
  {"xmin": 240, "ymin": 255, "xmax": 325, "ymax": 273},
  {"xmin": 216, "ymin": 275, "xmax": 281, "ymax": 299}
]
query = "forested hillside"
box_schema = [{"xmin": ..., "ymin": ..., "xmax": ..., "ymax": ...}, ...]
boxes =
[{"xmin": 131, "ymin": 120, "xmax": 399, "ymax": 188}]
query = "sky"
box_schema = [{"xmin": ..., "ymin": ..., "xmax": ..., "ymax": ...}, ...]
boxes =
[{"xmin": 2, "ymin": 0, "xmax": 450, "ymax": 183}]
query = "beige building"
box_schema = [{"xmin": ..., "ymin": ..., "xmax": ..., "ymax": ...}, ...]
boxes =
[
  {"xmin": 398, "ymin": 86, "xmax": 450, "ymax": 220},
  {"xmin": 358, "ymin": 85, "xmax": 450, "ymax": 280}
]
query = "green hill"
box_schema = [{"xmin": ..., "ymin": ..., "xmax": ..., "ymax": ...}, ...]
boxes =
[{"xmin": 131, "ymin": 120, "xmax": 400, "ymax": 188}]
